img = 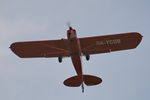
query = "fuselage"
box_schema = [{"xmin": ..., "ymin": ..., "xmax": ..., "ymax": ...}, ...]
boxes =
[{"xmin": 67, "ymin": 27, "xmax": 83, "ymax": 78}]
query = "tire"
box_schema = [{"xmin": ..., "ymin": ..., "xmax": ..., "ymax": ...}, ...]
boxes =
[
  {"xmin": 58, "ymin": 56, "xmax": 62, "ymax": 63},
  {"xmin": 85, "ymin": 53, "xmax": 90, "ymax": 61}
]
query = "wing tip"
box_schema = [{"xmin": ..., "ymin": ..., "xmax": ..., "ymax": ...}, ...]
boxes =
[
  {"xmin": 136, "ymin": 32, "xmax": 143, "ymax": 47},
  {"xmin": 130, "ymin": 32, "xmax": 143, "ymax": 48},
  {"xmin": 10, "ymin": 43, "xmax": 23, "ymax": 58}
]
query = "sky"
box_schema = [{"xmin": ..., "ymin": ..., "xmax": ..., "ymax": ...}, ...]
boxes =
[{"xmin": 0, "ymin": 0, "xmax": 150, "ymax": 100}]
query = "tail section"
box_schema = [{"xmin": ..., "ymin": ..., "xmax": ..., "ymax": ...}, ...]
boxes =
[{"xmin": 64, "ymin": 75, "xmax": 102, "ymax": 87}]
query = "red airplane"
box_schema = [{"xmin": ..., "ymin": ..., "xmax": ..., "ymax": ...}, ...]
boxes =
[{"xmin": 10, "ymin": 26, "xmax": 142, "ymax": 92}]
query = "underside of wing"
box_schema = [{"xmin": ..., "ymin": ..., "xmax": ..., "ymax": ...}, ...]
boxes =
[
  {"xmin": 10, "ymin": 39, "xmax": 70, "ymax": 58},
  {"xmin": 79, "ymin": 32, "xmax": 142, "ymax": 55}
]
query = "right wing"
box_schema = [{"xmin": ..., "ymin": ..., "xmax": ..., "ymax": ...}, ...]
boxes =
[
  {"xmin": 10, "ymin": 39, "xmax": 70, "ymax": 58},
  {"xmin": 79, "ymin": 32, "xmax": 142, "ymax": 55}
]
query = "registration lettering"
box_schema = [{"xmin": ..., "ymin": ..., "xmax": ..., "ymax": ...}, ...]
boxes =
[{"xmin": 96, "ymin": 39, "xmax": 121, "ymax": 46}]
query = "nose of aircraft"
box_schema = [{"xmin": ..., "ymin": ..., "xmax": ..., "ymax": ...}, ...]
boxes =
[{"xmin": 69, "ymin": 26, "xmax": 73, "ymax": 30}]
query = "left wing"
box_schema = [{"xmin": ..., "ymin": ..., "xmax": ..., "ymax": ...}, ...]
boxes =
[
  {"xmin": 10, "ymin": 39, "xmax": 70, "ymax": 58},
  {"xmin": 79, "ymin": 32, "xmax": 142, "ymax": 55}
]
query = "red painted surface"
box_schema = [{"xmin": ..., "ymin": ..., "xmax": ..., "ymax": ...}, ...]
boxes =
[{"xmin": 10, "ymin": 26, "xmax": 142, "ymax": 92}]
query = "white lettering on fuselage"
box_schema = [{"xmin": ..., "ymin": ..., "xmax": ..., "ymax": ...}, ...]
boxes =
[{"xmin": 96, "ymin": 39, "xmax": 121, "ymax": 46}]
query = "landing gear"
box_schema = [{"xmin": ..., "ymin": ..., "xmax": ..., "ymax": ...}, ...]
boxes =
[
  {"xmin": 81, "ymin": 83, "xmax": 84, "ymax": 93},
  {"xmin": 58, "ymin": 56, "xmax": 62, "ymax": 63},
  {"xmin": 85, "ymin": 53, "xmax": 90, "ymax": 61}
]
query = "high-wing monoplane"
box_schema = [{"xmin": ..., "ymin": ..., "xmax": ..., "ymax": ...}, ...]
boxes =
[{"xmin": 10, "ymin": 26, "xmax": 142, "ymax": 92}]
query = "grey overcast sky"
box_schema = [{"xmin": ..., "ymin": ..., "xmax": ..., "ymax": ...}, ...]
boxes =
[{"xmin": 0, "ymin": 0, "xmax": 150, "ymax": 100}]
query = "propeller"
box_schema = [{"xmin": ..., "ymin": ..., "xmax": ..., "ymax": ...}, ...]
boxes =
[{"xmin": 66, "ymin": 22, "xmax": 72, "ymax": 30}]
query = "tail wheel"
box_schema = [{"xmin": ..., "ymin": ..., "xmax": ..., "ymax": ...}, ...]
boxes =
[
  {"xmin": 58, "ymin": 56, "xmax": 62, "ymax": 63},
  {"xmin": 85, "ymin": 53, "xmax": 90, "ymax": 61}
]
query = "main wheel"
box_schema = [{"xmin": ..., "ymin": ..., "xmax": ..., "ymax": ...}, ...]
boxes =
[
  {"xmin": 58, "ymin": 56, "xmax": 62, "ymax": 63},
  {"xmin": 85, "ymin": 53, "xmax": 90, "ymax": 61}
]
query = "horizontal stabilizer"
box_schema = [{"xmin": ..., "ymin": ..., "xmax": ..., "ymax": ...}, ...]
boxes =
[
  {"xmin": 64, "ymin": 75, "xmax": 102, "ymax": 87},
  {"xmin": 83, "ymin": 75, "xmax": 102, "ymax": 86},
  {"xmin": 64, "ymin": 76, "xmax": 82, "ymax": 87}
]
